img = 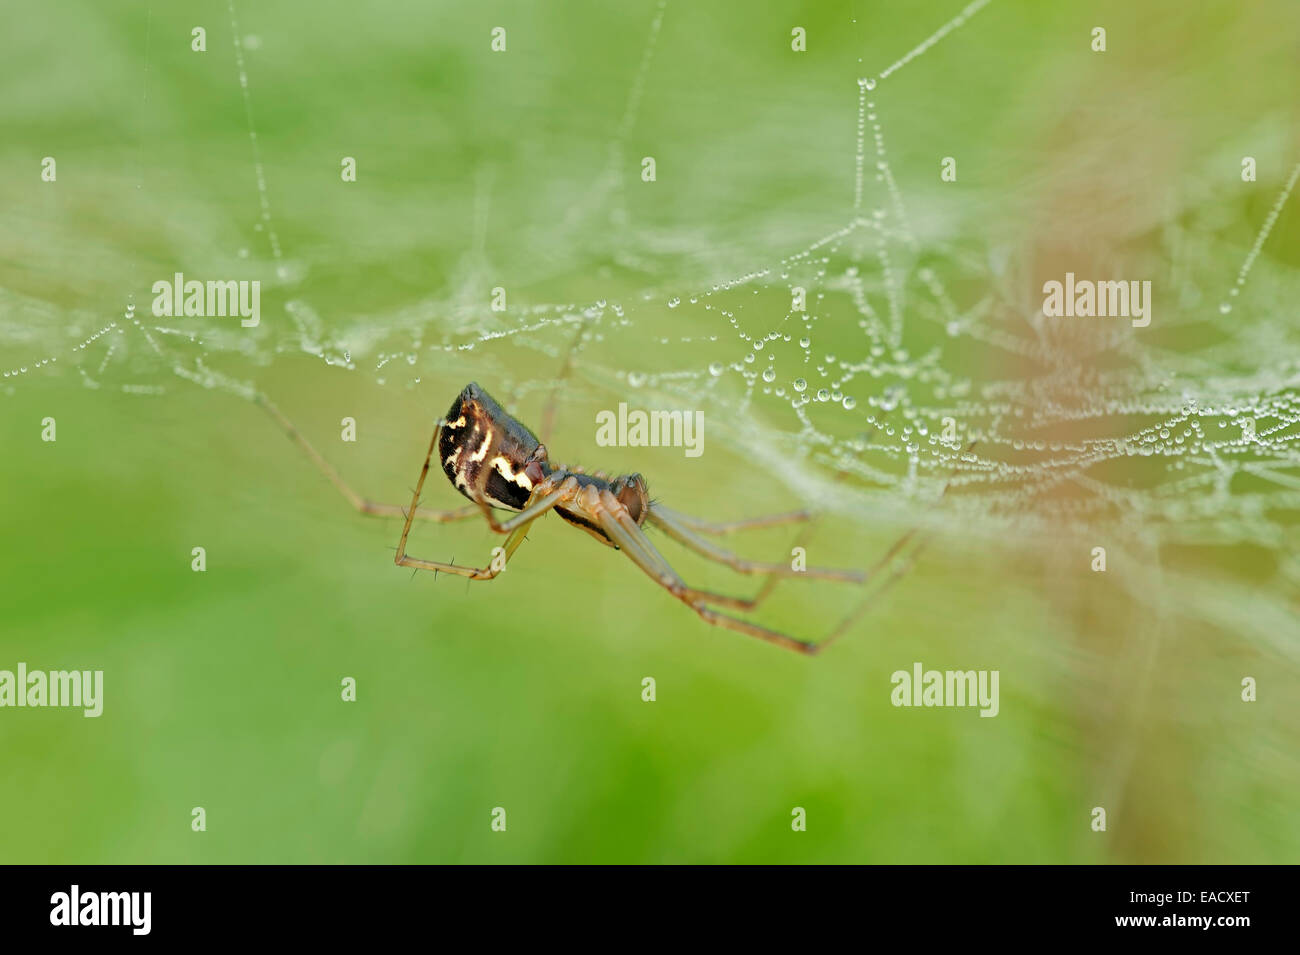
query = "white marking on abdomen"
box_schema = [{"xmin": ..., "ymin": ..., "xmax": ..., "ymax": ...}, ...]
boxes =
[
  {"xmin": 468, "ymin": 424, "xmax": 493, "ymax": 463},
  {"xmin": 490, "ymin": 455, "xmax": 533, "ymax": 491}
]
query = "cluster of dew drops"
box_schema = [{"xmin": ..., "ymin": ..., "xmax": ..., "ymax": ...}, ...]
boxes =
[
  {"xmin": 663, "ymin": 283, "xmax": 860, "ymax": 413},
  {"xmin": 644, "ymin": 246, "xmax": 944, "ymax": 427}
]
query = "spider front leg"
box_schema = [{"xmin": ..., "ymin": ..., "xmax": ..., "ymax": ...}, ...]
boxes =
[
  {"xmin": 396, "ymin": 519, "xmax": 537, "ymax": 580},
  {"xmin": 476, "ymin": 478, "xmax": 574, "ymax": 535},
  {"xmin": 393, "ymin": 429, "xmax": 577, "ymax": 580}
]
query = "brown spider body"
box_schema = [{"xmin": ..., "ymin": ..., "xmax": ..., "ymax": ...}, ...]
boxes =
[{"xmin": 439, "ymin": 382, "xmax": 648, "ymax": 547}]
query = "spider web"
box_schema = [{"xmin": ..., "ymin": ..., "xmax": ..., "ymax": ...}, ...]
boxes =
[{"xmin": 3, "ymin": 0, "xmax": 1299, "ymax": 655}]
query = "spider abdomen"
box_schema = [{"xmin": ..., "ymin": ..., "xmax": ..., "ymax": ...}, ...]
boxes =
[{"xmin": 439, "ymin": 382, "xmax": 549, "ymax": 511}]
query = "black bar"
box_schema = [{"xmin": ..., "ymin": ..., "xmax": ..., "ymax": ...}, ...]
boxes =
[{"xmin": 0, "ymin": 864, "xmax": 1285, "ymax": 941}]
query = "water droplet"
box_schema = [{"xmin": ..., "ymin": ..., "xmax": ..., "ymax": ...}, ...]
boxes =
[
  {"xmin": 816, "ymin": 388, "xmax": 829, "ymax": 401},
  {"xmin": 628, "ymin": 371, "xmax": 646, "ymax": 387},
  {"xmin": 762, "ymin": 367, "xmax": 776, "ymax": 382},
  {"xmin": 1219, "ymin": 302, "xmax": 1231, "ymax": 314},
  {"xmin": 708, "ymin": 362, "xmax": 724, "ymax": 377},
  {"xmin": 668, "ymin": 297, "xmax": 680, "ymax": 309},
  {"xmin": 842, "ymin": 396, "xmax": 857, "ymax": 410},
  {"xmin": 794, "ymin": 378, "xmax": 807, "ymax": 392},
  {"xmin": 799, "ymin": 336, "xmax": 811, "ymax": 348}
]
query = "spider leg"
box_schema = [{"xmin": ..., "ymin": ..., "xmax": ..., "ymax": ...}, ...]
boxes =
[
  {"xmin": 739, "ymin": 515, "xmax": 822, "ymax": 609},
  {"xmin": 731, "ymin": 514, "xmax": 931, "ymax": 623},
  {"xmin": 814, "ymin": 534, "xmax": 930, "ymax": 651},
  {"xmin": 393, "ymin": 433, "xmax": 577, "ymax": 579},
  {"xmin": 587, "ymin": 491, "xmax": 818, "ymax": 651},
  {"xmin": 539, "ymin": 314, "xmax": 591, "ymax": 445},
  {"xmin": 256, "ymin": 393, "xmax": 477, "ymax": 523},
  {"xmin": 647, "ymin": 505, "xmax": 863, "ymax": 583},
  {"xmin": 812, "ymin": 440, "xmax": 979, "ymax": 651},
  {"xmin": 395, "ymin": 518, "xmax": 538, "ymax": 580},
  {"xmin": 649, "ymin": 504, "xmax": 811, "ymax": 536},
  {"xmin": 588, "ymin": 490, "xmax": 944, "ymax": 655},
  {"xmin": 587, "ymin": 502, "xmax": 759, "ymax": 612},
  {"xmin": 477, "ymin": 474, "xmax": 579, "ymax": 534}
]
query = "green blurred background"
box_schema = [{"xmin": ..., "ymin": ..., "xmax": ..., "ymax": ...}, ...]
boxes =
[{"xmin": 1, "ymin": 0, "xmax": 1297, "ymax": 863}]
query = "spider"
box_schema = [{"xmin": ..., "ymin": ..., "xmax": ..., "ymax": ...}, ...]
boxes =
[{"xmin": 257, "ymin": 381, "xmax": 930, "ymax": 654}]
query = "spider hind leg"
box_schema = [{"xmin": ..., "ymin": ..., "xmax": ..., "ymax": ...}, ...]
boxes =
[
  {"xmin": 648, "ymin": 505, "xmax": 863, "ymax": 583},
  {"xmin": 591, "ymin": 492, "xmax": 928, "ymax": 655}
]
